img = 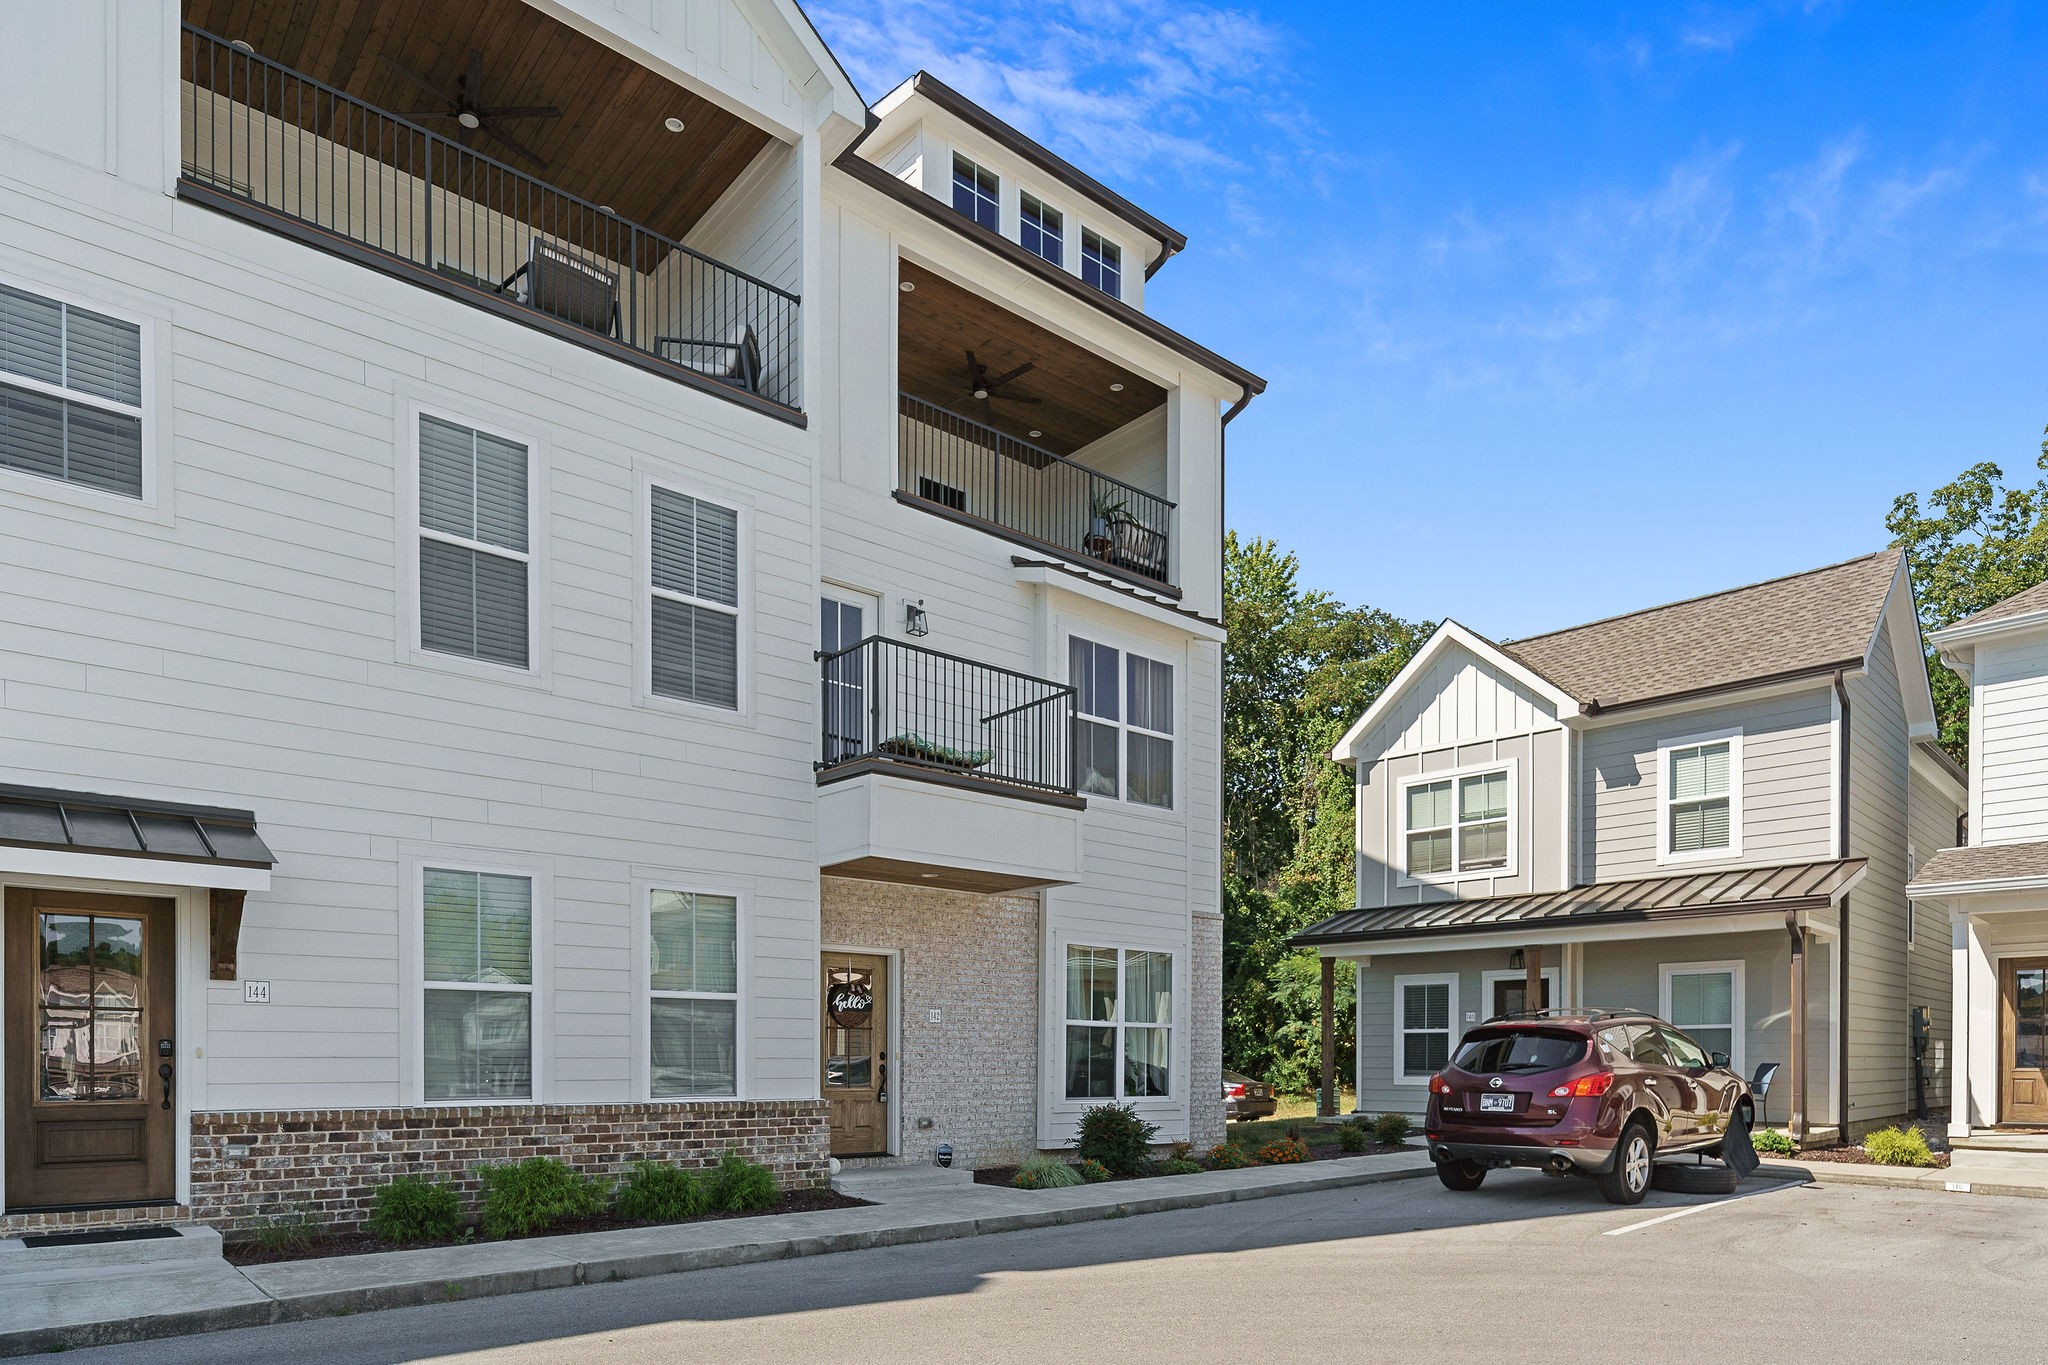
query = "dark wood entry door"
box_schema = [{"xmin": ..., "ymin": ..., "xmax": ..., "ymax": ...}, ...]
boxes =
[
  {"xmin": 1493, "ymin": 977, "xmax": 1552, "ymax": 1018},
  {"xmin": 822, "ymin": 953, "xmax": 887, "ymax": 1156},
  {"xmin": 2002, "ymin": 958, "xmax": 2048, "ymax": 1125},
  {"xmin": 5, "ymin": 889, "xmax": 177, "ymax": 1210}
]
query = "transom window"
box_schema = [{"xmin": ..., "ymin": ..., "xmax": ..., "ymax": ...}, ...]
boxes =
[
  {"xmin": 1064, "ymin": 945, "xmax": 1173, "ymax": 1100},
  {"xmin": 1660, "ymin": 733, "xmax": 1739, "ymax": 860},
  {"xmin": 1021, "ymin": 193, "xmax": 1063, "ymax": 265},
  {"xmin": 1071, "ymin": 636, "xmax": 1174, "ymax": 807},
  {"xmin": 417, "ymin": 415, "xmax": 530, "ymax": 669},
  {"xmin": 951, "ymin": 154, "xmax": 1000, "ymax": 231},
  {"xmin": 649, "ymin": 890, "xmax": 739, "ymax": 1098},
  {"xmin": 649, "ymin": 487, "xmax": 741, "ymax": 709},
  {"xmin": 422, "ymin": 868, "xmax": 534, "ymax": 1101},
  {"xmin": 1403, "ymin": 768, "xmax": 1510, "ymax": 878},
  {"xmin": 1081, "ymin": 230, "xmax": 1122, "ymax": 299},
  {"xmin": 0, "ymin": 283, "xmax": 145, "ymax": 498},
  {"xmin": 1397, "ymin": 975, "xmax": 1456, "ymax": 1081}
]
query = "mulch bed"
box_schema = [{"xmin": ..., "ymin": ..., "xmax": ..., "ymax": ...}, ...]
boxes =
[
  {"xmin": 971, "ymin": 1138, "xmax": 1413, "ymax": 1189},
  {"xmin": 224, "ymin": 1188, "xmax": 868, "ymax": 1266},
  {"xmin": 1777, "ymin": 1146, "xmax": 1951, "ymax": 1169}
]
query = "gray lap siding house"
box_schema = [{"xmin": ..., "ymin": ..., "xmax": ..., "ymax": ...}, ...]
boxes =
[{"xmin": 1304, "ymin": 550, "xmax": 1963, "ymax": 1142}]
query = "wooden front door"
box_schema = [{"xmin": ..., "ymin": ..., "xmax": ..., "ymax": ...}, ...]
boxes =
[
  {"xmin": 2002, "ymin": 958, "xmax": 2048, "ymax": 1125},
  {"xmin": 5, "ymin": 889, "xmax": 177, "ymax": 1210},
  {"xmin": 1492, "ymin": 977, "xmax": 1552, "ymax": 1018},
  {"xmin": 822, "ymin": 953, "xmax": 888, "ymax": 1156}
]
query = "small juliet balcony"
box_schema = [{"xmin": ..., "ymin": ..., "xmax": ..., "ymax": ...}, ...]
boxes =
[
  {"xmin": 175, "ymin": 12, "xmax": 801, "ymax": 416},
  {"xmin": 814, "ymin": 637, "xmax": 1085, "ymax": 894}
]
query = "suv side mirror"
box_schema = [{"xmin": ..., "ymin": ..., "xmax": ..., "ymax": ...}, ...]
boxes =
[{"xmin": 1709, "ymin": 1050, "xmax": 1730, "ymax": 1068}]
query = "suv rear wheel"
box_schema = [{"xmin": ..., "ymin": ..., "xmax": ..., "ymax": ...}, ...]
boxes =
[
  {"xmin": 1600, "ymin": 1121, "xmax": 1654, "ymax": 1205},
  {"xmin": 1435, "ymin": 1158, "xmax": 1487, "ymax": 1192}
]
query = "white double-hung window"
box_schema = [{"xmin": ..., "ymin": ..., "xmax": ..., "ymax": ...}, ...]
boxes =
[
  {"xmin": 1662, "ymin": 962, "xmax": 1742, "ymax": 1071},
  {"xmin": 1070, "ymin": 637, "xmax": 1174, "ymax": 807},
  {"xmin": 1403, "ymin": 765, "xmax": 1511, "ymax": 879},
  {"xmin": 422, "ymin": 868, "xmax": 534, "ymax": 1100},
  {"xmin": 649, "ymin": 486, "xmax": 741, "ymax": 710},
  {"xmin": 1065, "ymin": 945, "xmax": 1174, "ymax": 1100},
  {"xmin": 0, "ymin": 282, "xmax": 146, "ymax": 498},
  {"xmin": 1659, "ymin": 730, "xmax": 1741, "ymax": 861},
  {"xmin": 649, "ymin": 890, "xmax": 739, "ymax": 1098},
  {"xmin": 417, "ymin": 414, "xmax": 532, "ymax": 669},
  {"xmin": 1395, "ymin": 974, "xmax": 1457, "ymax": 1082}
]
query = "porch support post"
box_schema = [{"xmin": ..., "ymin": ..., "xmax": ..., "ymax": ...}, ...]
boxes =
[
  {"xmin": 1950, "ymin": 914, "xmax": 1973, "ymax": 1139},
  {"xmin": 1787, "ymin": 910, "xmax": 1808, "ymax": 1143},
  {"xmin": 1524, "ymin": 943, "xmax": 1544, "ymax": 1012},
  {"xmin": 1318, "ymin": 955, "xmax": 1337, "ymax": 1118}
]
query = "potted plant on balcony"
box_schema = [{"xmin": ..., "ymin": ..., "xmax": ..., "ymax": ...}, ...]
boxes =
[{"xmin": 1087, "ymin": 490, "xmax": 1137, "ymax": 562}]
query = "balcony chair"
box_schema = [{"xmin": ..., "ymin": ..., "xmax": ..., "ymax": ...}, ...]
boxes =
[
  {"xmin": 655, "ymin": 321, "xmax": 763, "ymax": 395},
  {"xmin": 1751, "ymin": 1061, "xmax": 1780, "ymax": 1126},
  {"xmin": 1106, "ymin": 521, "xmax": 1168, "ymax": 581},
  {"xmin": 499, "ymin": 239, "xmax": 620, "ymax": 339}
]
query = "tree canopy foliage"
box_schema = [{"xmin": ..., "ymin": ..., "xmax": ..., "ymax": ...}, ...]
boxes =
[
  {"xmin": 1887, "ymin": 434, "xmax": 2048, "ymax": 762},
  {"xmin": 1222, "ymin": 533, "xmax": 1430, "ymax": 1091}
]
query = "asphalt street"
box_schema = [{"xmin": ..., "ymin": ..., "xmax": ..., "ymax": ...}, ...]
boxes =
[{"xmin": 65, "ymin": 1173, "xmax": 2042, "ymax": 1363}]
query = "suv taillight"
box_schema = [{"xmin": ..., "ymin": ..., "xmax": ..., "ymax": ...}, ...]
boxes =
[
  {"xmin": 1430, "ymin": 1075, "xmax": 1454, "ymax": 1096},
  {"xmin": 1551, "ymin": 1072, "xmax": 1615, "ymax": 1098}
]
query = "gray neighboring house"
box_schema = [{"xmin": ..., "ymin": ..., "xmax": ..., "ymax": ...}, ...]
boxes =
[{"xmin": 1295, "ymin": 549, "xmax": 1966, "ymax": 1142}]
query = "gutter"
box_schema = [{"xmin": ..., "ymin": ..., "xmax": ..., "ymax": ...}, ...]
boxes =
[
  {"xmin": 1288, "ymin": 892, "xmax": 1854, "ymax": 950},
  {"xmin": 1834, "ymin": 668, "xmax": 1852, "ymax": 1135},
  {"xmin": 1576, "ymin": 657, "xmax": 1869, "ymax": 718}
]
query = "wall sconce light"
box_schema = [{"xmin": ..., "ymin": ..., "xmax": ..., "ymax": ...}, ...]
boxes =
[
  {"xmin": 1508, "ymin": 949, "xmax": 1525, "ymax": 971},
  {"xmin": 904, "ymin": 600, "xmax": 930, "ymax": 637}
]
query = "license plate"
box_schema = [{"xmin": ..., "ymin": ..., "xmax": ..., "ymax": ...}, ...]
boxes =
[{"xmin": 1479, "ymin": 1094, "xmax": 1515, "ymax": 1113}]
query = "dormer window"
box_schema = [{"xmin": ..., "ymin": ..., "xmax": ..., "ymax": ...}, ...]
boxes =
[
  {"xmin": 1082, "ymin": 230, "xmax": 1122, "ymax": 299},
  {"xmin": 1021, "ymin": 194, "xmax": 1063, "ymax": 265},
  {"xmin": 951, "ymin": 154, "xmax": 999, "ymax": 232}
]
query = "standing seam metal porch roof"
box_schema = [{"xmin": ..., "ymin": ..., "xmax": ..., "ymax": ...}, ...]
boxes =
[
  {"xmin": 1291, "ymin": 857, "xmax": 1866, "ymax": 947},
  {"xmin": 0, "ymin": 784, "xmax": 274, "ymax": 868}
]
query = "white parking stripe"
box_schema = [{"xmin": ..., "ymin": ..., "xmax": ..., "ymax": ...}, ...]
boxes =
[{"xmin": 1602, "ymin": 1182, "xmax": 1798, "ymax": 1236}]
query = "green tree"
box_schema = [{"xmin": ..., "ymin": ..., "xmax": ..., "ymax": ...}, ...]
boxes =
[
  {"xmin": 1886, "ymin": 439, "xmax": 2048, "ymax": 763},
  {"xmin": 1222, "ymin": 533, "xmax": 1429, "ymax": 1090}
]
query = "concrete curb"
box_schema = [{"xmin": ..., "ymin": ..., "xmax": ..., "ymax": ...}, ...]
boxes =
[
  {"xmin": 0, "ymin": 1158, "xmax": 1433, "ymax": 1357},
  {"xmin": 1751, "ymin": 1159, "xmax": 2045, "ymax": 1198}
]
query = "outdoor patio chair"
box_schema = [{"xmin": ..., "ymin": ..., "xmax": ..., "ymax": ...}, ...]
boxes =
[
  {"xmin": 654, "ymin": 320, "xmax": 763, "ymax": 395},
  {"xmin": 499, "ymin": 239, "xmax": 620, "ymax": 338},
  {"xmin": 1108, "ymin": 520, "xmax": 1168, "ymax": 581},
  {"xmin": 1751, "ymin": 1061, "xmax": 1780, "ymax": 1125}
]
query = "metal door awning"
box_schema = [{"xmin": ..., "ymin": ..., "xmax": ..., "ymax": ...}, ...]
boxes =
[{"xmin": 0, "ymin": 784, "xmax": 273, "ymax": 891}]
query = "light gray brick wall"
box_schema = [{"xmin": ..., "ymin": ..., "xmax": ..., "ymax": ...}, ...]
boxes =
[
  {"xmin": 821, "ymin": 876, "xmax": 1042, "ymax": 1167},
  {"xmin": 1190, "ymin": 911, "xmax": 1226, "ymax": 1149}
]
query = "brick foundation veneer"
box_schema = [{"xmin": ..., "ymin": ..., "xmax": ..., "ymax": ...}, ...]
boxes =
[
  {"xmin": 189, "ymin": 1100, "xmax": 829, "ymax": 1232},
  {"xmin": 0, "ymin": 1202, "xmax": 187, "ymax": 1239}
]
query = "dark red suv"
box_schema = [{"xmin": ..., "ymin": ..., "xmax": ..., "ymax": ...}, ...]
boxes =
[{"xmin": 1424, "ymin": 1008, "xmax": 1753, "ymax": 1205}]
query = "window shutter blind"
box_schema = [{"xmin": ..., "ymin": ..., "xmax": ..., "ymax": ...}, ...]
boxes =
[
  {"xmin": 420, "ymin": 539, "xmax": 529, "ymax": 667},
  {"xmin": 651, "ymin": 488, "xmax": 738, "ymax": 606},
  {"xmin": 62, "ymin": 307, "xmax": 142, "ymax": 407},
  {"xmin": 0, "ymin": 286, "xmax": 63, "ymax": 388},
  {"xmin": 0, "ymin": 386, "xmax": 64, "ymax": 481},
  {"xmin": 418, "ymin": 417, "xmax": 529, "ymax": 667},
  {"xmin": 0, "ymin": 287, "xmax": 144, "ymax": 498},
  {"xmin": 650, "ymin": 489, "xmax": 741, "ymax": 708},
  {"xmin": 651, "ymin": 597, "xmax": 739, "ymax": 708},
  {"xmin": 1408, "ymin": 781, "xmax": 1452, "ymax": 830}
]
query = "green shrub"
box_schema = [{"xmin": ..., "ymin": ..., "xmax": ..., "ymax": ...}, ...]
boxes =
[
  {"xmin": 1012, "ymin": 1155, "xmax": 1084, "ymax": 1189},
  {"xmin": 613, "ymin": 1161, "xmax": 710, "ymax": 1222},
  {"xmin": 366, "ymin": 1175, "xmax": 462, "ymax": 1245},
  {"xmin": 1373, "ymin": 1112, "xmax": 1414, "ymax": 1146},
  {"xmin": 1207, "ymin": 1142, "xmax": 1252, "ymax": 1169},
  {"xmin": 250, "ymin": 1206, "xmax": 319, "ymax": 1254},
  {"xmin": 705, "ymin": 1152, "xmax": 779, "ymax": 1212},
  {"xmin": 1863, "ymin": 1126, "xmax": 1937, "ymax": 1167},
  {"xmin": 1255, "ymin": 1137, "xmax": 1310, "ymax": 1165},
  {"xmin": 477, "ymin": 1157, "xmax": 606, "ymax": 1239},
  {"xmin": 1166, "ymin": 1140, "xmax": 1195, "ymax": 1163},
  {"xmin": 1751, "ymin": 1128, "xmax": 1798, "ymax": 1156},
  {"xmin": 1337, "ymin": 1121, "xmax": 1370, "ymax": 1153},
  {"xmin": 1157, "ymin": 1158, "xmax": 1204, "ymax": 1176},
  {"xmin": 1078, "ymin": 1158, "xmax": 1113, "ymax": 1183},
  {"xmin": 1074, "ymin": 1102, "xmax": 1159, "ymax": 1177}
]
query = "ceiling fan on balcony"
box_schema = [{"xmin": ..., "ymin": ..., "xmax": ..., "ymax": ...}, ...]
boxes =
[
  {"xmin": 379, "ymin": 49, "xmax": 561, "ymax": 171},
  {"xmin": 959, "ymin": 350, "xmax": 1040, "ymax": 425}
]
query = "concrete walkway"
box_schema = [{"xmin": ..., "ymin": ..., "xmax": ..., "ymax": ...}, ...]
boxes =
[{"xmin": 0, "ymin": 1151, "xmax": 1434, "ymax": 1357}]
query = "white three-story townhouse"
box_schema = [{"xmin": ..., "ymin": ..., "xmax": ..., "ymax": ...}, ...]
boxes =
[{"xmin": 0, "ymin": 0, "xmax": 1259, "ymax": 1233}]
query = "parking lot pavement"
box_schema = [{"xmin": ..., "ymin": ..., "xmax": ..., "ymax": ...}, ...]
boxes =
[{"xmin": 62, "ymin": 1172, "xmax": 2048, "ymax": 1364}]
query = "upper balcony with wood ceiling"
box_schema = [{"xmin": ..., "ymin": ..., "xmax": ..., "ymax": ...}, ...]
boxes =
[{"xmin": 174, "ymin": 0, "xmax": 807, "ymax": 419}]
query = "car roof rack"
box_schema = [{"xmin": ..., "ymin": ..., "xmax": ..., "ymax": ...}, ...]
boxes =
[{"xmin": 1482, "ymin": 1006, "xmax": 1651, "ymax": 1024}]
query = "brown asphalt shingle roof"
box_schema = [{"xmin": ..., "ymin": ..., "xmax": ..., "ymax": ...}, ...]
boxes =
[
  {"xmin": 1500, "ymin": 549, "xmax": 1901, "ymax": 711},
  {"xmin": 1940, "ymin": 578, "xmax": 2048, "ymax": 634},
  {"xmin": 1910, "ymin": 842, "xmax": 2048, "ymax": 888}
]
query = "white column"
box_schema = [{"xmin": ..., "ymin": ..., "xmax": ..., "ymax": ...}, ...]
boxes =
[{"xmin": 1950, "ymin": 913, "xmax": 1974, "ymax": 1138}]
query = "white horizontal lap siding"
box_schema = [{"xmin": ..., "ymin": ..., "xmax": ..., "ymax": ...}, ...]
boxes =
[
  {"xmin": 1582, "ymin": 687, "xmax": 1835, "ymax": 883},
  {"xmin": 682, "ymin": 141, "xmax": 804, "ymax": 298},
  {"xmin": 1975, "ymin": 632, "xmax": 2048, "ymax": 844},
  {"xmin": 1845, "ymin": 627, "xmax": 1916, "ymax": 1124},
  {"xmin": 0, "ymin": 163, "xmax": 826, "ymax": 1110}
]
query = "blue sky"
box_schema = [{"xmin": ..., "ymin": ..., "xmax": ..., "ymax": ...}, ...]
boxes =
[{"xmin": 804, "ymin": 1, "xmax": 2047, "ymax": 640}]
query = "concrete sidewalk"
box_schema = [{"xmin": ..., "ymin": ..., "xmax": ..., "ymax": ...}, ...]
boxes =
[{"xmin": 0, "ymin": 1151, "xmax": 1435, "ymax": 1357}]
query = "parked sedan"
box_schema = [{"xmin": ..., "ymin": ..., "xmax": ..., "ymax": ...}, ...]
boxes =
[
  {"xmin": 1224, "ymin": 1070, "xmax": 1278, "ymax": 1122},
  {"xmin": 1424, "ymin": 1008, "xmax": 1753, "ymax": 1205}
]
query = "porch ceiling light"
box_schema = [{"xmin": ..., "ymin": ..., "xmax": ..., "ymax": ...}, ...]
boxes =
[
  {"xmin": 899, "ymin": 280, "xmax": 915, "ymax": 292},
  {"xmin": 972, "ymin": 387, "xmax": 989, "ymax": 400},
  {"xmin": 664, "ymin": 116, "xmax": 687, "ymax": 133},
  {"xmin": 1109, "ymin": 382, "xmax": 1124, "ymax": 392},
  {"xmin": 229, "ymin": 38, "xmax": 255, "ymax": 53},
  {"xmin": 1029, "ymin": 429, "xmax": 1042, "ymax": 438},
  {"xmin": 458, "ymin": 110, "xmax": 482, "ymax": 130}
]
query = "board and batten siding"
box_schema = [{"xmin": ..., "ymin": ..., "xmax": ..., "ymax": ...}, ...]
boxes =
[
  {"xmin": 1580, "ymin": 687, "xmax": 1835, "ymax": 882},
  {"xmin": 0, "ymin": 93, "xmax": 826, "ymax": 1111},
  {"xmin": 1974, "ymin": 628, "xmax": 2048, "ymax": 845}
]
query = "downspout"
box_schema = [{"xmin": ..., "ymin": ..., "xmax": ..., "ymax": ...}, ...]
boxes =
[
  {"xmin": 1834, "ymin": 669, "xmax": 1852, "ymax": 1136},
  {"xmin": 1218, "ymin": 387, "xmax": 1252, "ymax": 1129}
]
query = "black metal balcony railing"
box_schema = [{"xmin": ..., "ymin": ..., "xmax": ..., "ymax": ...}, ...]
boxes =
[
  {"xmin": 817, "ymin": 636, "xmax": 1077, "ymax": 797},
  {"xmin": 177, "ymin": 25, "xmax": 800, "ymax": 411},
  {"xmin": 897, "ymin": 394, "xmax": 1175, "ymax": 589}
]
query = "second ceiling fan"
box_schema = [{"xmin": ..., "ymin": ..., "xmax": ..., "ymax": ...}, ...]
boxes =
[
  {"xmin": 959, "ymin": 350, "xmax": 1040, "ymax": 425},
  {"xmin": 380, "ymin": 49, "xmax": 562, "ymax": 170}
]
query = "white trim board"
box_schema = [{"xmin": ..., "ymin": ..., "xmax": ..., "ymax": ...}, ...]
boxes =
[{"xmin": 1332, "ymin": 620, "xmax": 1576, "ymax": 763}]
